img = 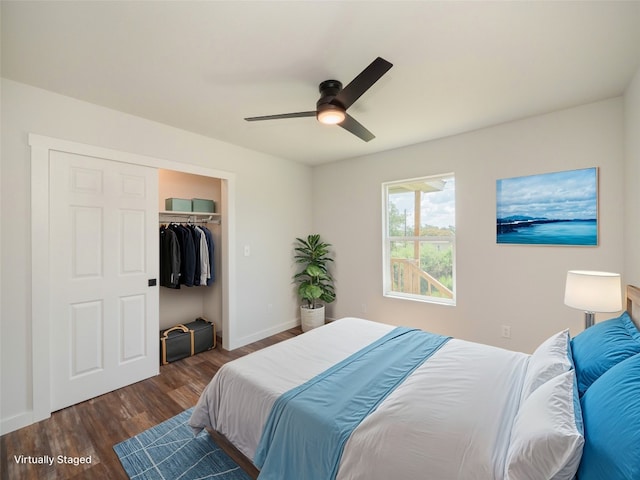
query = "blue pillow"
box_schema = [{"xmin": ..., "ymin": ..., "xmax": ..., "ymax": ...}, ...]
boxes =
[
  {"xmin": 570, "ymin": 312, "xmax": 640, "ymax": 396},
  {"xmin": 578, "ymin": 353, "xmax": 640, "ymax": 480}
]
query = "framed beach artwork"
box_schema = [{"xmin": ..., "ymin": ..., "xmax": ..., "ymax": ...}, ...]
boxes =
[{"xmin": 496, "ymin": 167, "xmax": 598, "ymax": 246}]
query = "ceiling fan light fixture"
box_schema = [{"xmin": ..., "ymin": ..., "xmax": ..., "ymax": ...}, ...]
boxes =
[
  {"xmin": 244, "ymin": 57, "xmax": 392, "ymax": 141},
  {"xmin": 317, "ymin": 105, "xmax": 346, "ymax": 125}
]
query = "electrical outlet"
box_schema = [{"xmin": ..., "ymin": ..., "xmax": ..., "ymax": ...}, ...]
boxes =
[{"xmin": 501, "ymin": 325, "xmax": 511, "ymax": 339}]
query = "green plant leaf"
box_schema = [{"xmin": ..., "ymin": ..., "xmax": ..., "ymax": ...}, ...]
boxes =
[
  {"xmin": 293, "ymin": 234, "xmax": 336, "ymax": 306},
  {"xmin": 305, "ymin": 264, "xmax": 323, "ymax": 278},
  {"xmin": 299, "ymin": 284, "xmax": 322, "ymax": 300}
]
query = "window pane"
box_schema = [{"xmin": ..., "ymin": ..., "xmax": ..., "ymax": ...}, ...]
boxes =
[{"xmin": 384, "ymin": 174, "xmax": 455, "ymax": 304}]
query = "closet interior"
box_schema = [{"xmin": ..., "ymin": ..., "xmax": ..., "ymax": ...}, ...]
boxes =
[{"xmin": 158, "ymin": 169, "xmax": 223, "ymax": 337}]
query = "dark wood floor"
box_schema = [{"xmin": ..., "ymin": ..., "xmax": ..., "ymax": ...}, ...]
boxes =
[{"xmin": 0, "ymin": 326, "xmax": 302, "ymax": 480}]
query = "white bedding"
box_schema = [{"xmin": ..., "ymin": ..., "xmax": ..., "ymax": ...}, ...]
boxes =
[{"xmin": 190, "ymin": 317, "xmax": 531, "ymax": 479}]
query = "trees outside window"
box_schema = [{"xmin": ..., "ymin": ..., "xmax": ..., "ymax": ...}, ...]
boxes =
[{"xmin": 383, "ymin": 174, "xmax": 456, "ymax": 305}]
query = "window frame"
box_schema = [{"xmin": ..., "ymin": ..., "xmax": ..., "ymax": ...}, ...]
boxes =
[{"xmin": 382, "ymin": 173, "xmax": 456, "ymax": 306}]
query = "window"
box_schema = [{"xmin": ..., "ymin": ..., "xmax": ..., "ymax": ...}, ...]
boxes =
[{"xmin": 383, "ymin": 173, "xmax": 456, "ymax": 305}]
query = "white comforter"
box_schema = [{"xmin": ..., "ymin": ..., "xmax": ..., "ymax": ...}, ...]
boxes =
[{"xmin": 190, "ymin": 318, "xmax": 530, "ymax": 479}]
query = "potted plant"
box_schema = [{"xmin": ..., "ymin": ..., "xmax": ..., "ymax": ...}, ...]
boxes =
[{"xmin": 293, "ymin": 234, "xmax": 336, "ymax": 331}]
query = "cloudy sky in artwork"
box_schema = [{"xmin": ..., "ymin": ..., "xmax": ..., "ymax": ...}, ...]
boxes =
[{"xmin": 496, "ymin": 168, "xmax": 597, "ymax": 220}]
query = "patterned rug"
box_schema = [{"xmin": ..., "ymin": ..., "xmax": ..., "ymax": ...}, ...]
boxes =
[{"xmin": 114, "ymin": 408, "xmax": 252, "ymax": 479}]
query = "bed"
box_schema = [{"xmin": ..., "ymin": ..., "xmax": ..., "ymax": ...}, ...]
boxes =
[{"xmin": 190, "ymin": 285, "xmax": 640, "ymax": 480}]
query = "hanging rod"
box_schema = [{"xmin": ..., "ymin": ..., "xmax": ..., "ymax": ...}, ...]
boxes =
[{"xmin": 159, "ymin": 211, "xmax": 221, "ymax": 225}]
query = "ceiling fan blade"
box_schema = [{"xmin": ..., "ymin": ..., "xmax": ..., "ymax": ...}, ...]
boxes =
[
  {"xmin": 333, "ymin": 57, "xmax": 393, "ymax": 110},
  {"xmin": 245, "ymin": 111, "xmax": 316, "ymax": 121},
  {"xmin": 339, "ymin": 113, "xmax": 375, "ymax": 142}
]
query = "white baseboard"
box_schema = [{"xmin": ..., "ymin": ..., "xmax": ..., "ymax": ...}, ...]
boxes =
[
  {"xmin": 229, "ymin": 318, "xmax": 300, "ymax": 350},
  {"xmin": 1, "ymin": 411, "xmax": 36, "ymax": 436}
]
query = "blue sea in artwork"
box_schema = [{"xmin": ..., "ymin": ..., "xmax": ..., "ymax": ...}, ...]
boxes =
[
  {"xmin": 497, "ymin": 219, "xmax": 597, "ymax": 245},
  {"xmin": 496, "ymin": 168, "xmax": 598, "ymax": 245}
]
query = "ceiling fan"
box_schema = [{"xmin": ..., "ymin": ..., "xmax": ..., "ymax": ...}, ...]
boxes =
[{"xmin": 244, "ymin": 57, "xmax": 393, "ymax": 142}]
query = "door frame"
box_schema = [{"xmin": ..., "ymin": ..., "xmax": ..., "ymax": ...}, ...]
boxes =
[{"xmin": 30, "ymin": 133, "xmax": 236, "ymax": 424}]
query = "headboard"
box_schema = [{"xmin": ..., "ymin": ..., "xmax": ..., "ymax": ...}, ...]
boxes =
[{"xmin": 626, "ymin": 284, "xmax": 640, "ymax": 329}]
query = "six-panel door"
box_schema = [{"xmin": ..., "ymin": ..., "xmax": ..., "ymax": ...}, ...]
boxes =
[{"xmin": 49, "ymin": 151, "xmax": 159, "ymax": 411}]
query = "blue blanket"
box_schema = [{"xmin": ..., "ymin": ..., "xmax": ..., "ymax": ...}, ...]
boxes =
[{"xmin": 253, "ymin": 327, "xmax": 451, "ymax": 480}]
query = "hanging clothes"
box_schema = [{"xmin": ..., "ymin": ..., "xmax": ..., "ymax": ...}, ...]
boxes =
[
  {"xmin": 195, "ymin": 226, "xmax": 210, "ymax": 285},
  {"xmin": 169, "ymin": 223, "xmax": 196, "ymax": 287},
  {"xmin": 201, "ymin": 225, "xmax": 215, "ymax": 285},
  {"xmin": 159, "ymin": 222, "xmax": 215, "ymax": 289},
  {"xmin": 188, "ymin": 225, "xmax": 202, "ymax": 286},
  {"xmin": 159, "ymin": 226, "xmax": 180, "ymax": 288}
]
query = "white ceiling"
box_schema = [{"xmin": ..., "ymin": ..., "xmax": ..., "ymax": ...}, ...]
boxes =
[{"xmin": 2, "ymin": 1, "xmax": 640, "ymax": 165}]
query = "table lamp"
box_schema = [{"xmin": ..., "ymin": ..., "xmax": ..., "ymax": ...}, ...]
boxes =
[{"xmin": 564, "ymin": 270, "xmax": 622, "ymax": 329}]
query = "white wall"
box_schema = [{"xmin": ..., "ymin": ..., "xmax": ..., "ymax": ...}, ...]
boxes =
[
  {"xmin": 313, "ymin": 98, "xmax": 626, "ymax": 353},
  {"xmin": 0, "ymin": 78, "xmax": 312, "ymax": 433},
  {"xmin": 1, "ymin": 73, "xmax": 635, "ymax": 434},
  {"xmin": 624, "ymin": 66, "xmax": 640, "ymax": 286}
]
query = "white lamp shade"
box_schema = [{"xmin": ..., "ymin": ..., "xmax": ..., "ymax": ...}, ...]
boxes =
[{"xmin": 564, "ymin": 270, "xmax": 622, "ymax": 313}]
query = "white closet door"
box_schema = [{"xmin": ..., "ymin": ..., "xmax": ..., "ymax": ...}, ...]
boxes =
[{"xmin": 49, "ymin": 151, "xmax": 159, "ymax": 411}]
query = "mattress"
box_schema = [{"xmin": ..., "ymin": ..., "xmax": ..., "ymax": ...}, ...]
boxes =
[{"xmin": 190, "ymin": 318, "xmax": 531, "ymax": 479}]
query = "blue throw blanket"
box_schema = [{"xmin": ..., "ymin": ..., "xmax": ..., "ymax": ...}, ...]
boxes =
[{"xmin": 254, "ymin": 327, "xmax": 451, "ymax": 480}]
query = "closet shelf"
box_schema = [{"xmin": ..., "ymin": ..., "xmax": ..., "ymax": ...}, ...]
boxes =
[{"xmin": 159, "ymin": 211, "xmax": 221, "ymax": 224}]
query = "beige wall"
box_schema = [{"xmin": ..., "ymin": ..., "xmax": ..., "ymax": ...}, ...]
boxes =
[
  {"xmin": 0, "ymin": 79, "xmax": 313, "ymax": 433},
  {"xmin": 313, "ymin": 98, "xmax": 626, "ymax": 353},
  {"xmin": 624, "ymin": 67, "xmax": 640, "ymax": 286}
]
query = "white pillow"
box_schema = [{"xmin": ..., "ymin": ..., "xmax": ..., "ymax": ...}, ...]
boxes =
[
  {"xmin": 520, "ymin": 329, "xmax": 572, "ymax": 403},
  {"xmin": 505, "ymin": 370, "xmax": 584, "ymax": 480}
]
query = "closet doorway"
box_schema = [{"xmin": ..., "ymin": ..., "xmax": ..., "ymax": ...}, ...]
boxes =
[
  {"xmin": 158, "ymin": 170, "xmax": 223, "ymax": 333},
  {"xmin": 30, "ymin": 134, "xmax": 236, "ymax": 424}
]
